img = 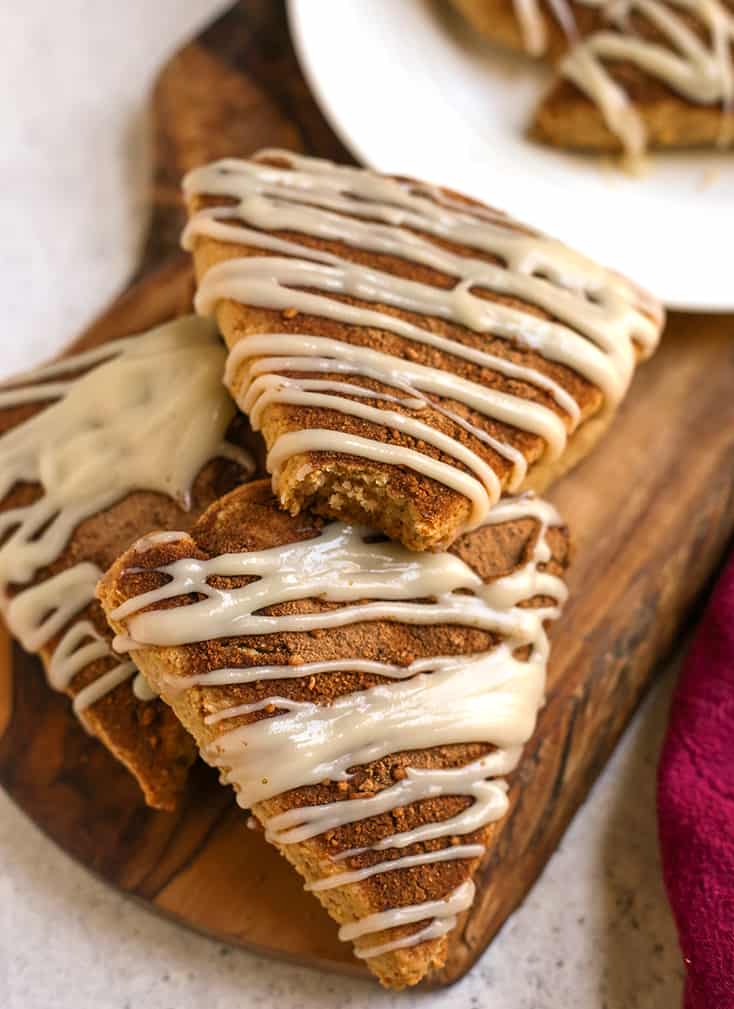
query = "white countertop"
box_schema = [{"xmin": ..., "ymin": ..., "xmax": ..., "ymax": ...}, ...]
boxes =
[{"xmin": 0, "ymin": 2, "xmax": 684, "ymax": 1006}]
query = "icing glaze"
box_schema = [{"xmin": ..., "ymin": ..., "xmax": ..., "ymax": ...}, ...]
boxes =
[
  {"xmin": 513, "ymin": 0, "xmax": 606, "ymax": 53},
  {"xmin": 112, "ymin": 494, "xmax": 566, "ymax": 956},
  {"xmin": 182, "ymin": 151, "xmax": 660, "ymax": 532},
  {"xmin": 0, "ymin": 317, "xmax": 253, "ymax": 718}
]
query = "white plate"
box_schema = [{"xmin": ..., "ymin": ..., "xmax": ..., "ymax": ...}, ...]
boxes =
[{"xmin": 288, "ymin": 0, "xmax": 733, "ymax": 312}]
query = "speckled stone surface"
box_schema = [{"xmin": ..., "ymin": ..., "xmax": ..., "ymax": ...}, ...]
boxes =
[{"xmin": 0, "ymin": 2, "xmax": 684, "ymax": 1006}]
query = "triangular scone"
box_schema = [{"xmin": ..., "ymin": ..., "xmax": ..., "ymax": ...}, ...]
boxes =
[
  {"xmin": 98, "ymin": 479, "xmax": 570, "ymax": 988},
  {"xmin": 0, "ymin": 317, "xmax": 256, "ymax": 809},
  {"xmin": 533, "ymin": 1, "xmax": 734, "ymax": 156},
  {"xmin": 181, "ymin": 150, "xmax": 662, "ymax": 552},
  {"xmin": 450, "ymin": 0, "xmax": 604, "ymax": 59}
]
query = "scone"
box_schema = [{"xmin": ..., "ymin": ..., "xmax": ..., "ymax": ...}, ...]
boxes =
[
  {"xmin": 0, "ymin": 316, "xmax": 255, "ymax": 809},
  {"xmin": 181, "ymin": 149, "xmax": 663, "ymax": 552},
  {"xmin": 98, "ymin": 479, "xmax": 570, "ymax": 988},
  {"xmin": 534, "ymin": 0, "xmax": 734, "ymax": 156}
]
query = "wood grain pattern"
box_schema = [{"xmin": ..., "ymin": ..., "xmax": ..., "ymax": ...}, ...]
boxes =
[{"xmin": 1, "ymin": 0, "xmax": 733, "ymax": 987}]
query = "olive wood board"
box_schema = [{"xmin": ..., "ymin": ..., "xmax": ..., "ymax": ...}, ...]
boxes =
[{"xmin": 1, "ymin": 0, "xmax": 733, "ymax": 988}]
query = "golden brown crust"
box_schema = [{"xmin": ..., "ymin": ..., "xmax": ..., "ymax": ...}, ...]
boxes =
[
  {"xmin": 534, "ymin": 72, "xmax": 734, "ymax": 152},
  {"xmin": 186, "ymin": 165, "xmax": 657, "ymax": 551},
  {"xmin": 0, "ymin": 366, "xmax": 256, "ymax": 810},
  {"xmin": 98, "ymin": 479, "xmax": 570, "ymax": 986}
]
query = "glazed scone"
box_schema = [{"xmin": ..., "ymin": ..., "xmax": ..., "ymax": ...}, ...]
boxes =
[
  {"xmin": 0, "ymin": 317, "xmax": 256, "ymax": 809},
  {"xmin": 533, "ymin": 0, "xmax": 734, "ymax": 157},
  {"xmin": 99, "ymin": 479, "xmax": 570, "ymax": 988},
  {"xmin": 182, "ymin": 150, "xmax": 663, "ymax": 552}
]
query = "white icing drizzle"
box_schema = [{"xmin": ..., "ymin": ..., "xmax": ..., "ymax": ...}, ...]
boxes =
[
  {"xmin": 49, "ymin": 617, "xmax": 111, "ymax": 690},
  {"xmin": 226, "ymin": 332, "xmax": 566, "ymax": 500},
  {"xmin": 112, "ymin": 500, "xmax": 563, "ymax": 647},
  {"xmin": 264, "ymin": 751, "xmax": 516, "ymax": 848},
  {"xmin": 133, "ymin": 530, "xmax": 189, "ymax": 553},
  {"xmin": 340, "ymin": 879, "xmax": 476, "ymax": 955},
  {"xmin": 513, "ymin": 0, "xmax": 606, "ymax": 54},
  {"xmin": 182, "ymin": 151, "xmax": 660, "ymax": 531},
  {"xmin": 73, "ymin": 660, "xmax": 138, "ymax": 714},
  {"xmin": 352, "ymin": 915, "xmax": 458, "ymax": 960},
  {"xmin": 198, "ymin": 646, "xmax": 549, "ymax": 805},
  {"xmin": 163, "ymin": 655, "xmax": 494, "ymax": 695},
  {"xmin": 0, "ymin": 317, "xmax": 253, "ymax": 717},
  {"xmin": 305, "ymin": 844, "xmax": 486, "ymax": 892},
  {"xmin": 112, "ymin": 494, "xmax": 567, "ymax": 956},
  {"xmin": 515, "ymin": 0, "xmax": 554, "ymax": 54},
  {"xmin": 559, "ymin": 0, "xmax": 734, "ymax": 155},
  {"xmin": 7, "ymin": 564, "xmax": 102, "ymax": 654},
  {"xmin": 132, "ymin": 671, "xmax": 157, "ymax": 701}
]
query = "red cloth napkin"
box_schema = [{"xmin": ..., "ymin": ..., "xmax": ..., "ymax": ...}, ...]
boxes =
[{"xmin": 658, "ymin": 554, "xmax": 734, "ymax": 1009}]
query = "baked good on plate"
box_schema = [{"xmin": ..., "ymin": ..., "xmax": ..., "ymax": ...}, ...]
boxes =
[
  {"xmin": 534, "ymin": 0, "xmax": 734, "ymax": 157},
  {"xmin": 0, "ymin": 316, "xmax": 254, "ymax": 808},
  {"xmin": 99, "ymin": 478, "xmax": 570, "ymax": 987},
  {"xmin": 182, "ymin": 149, "xmax": 663, "ymax": 551}
]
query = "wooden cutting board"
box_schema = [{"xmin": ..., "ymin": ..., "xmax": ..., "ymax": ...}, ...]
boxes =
[{"xmin": 1, "ymin": 0, "xmax": 733, "ymax": 987}]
